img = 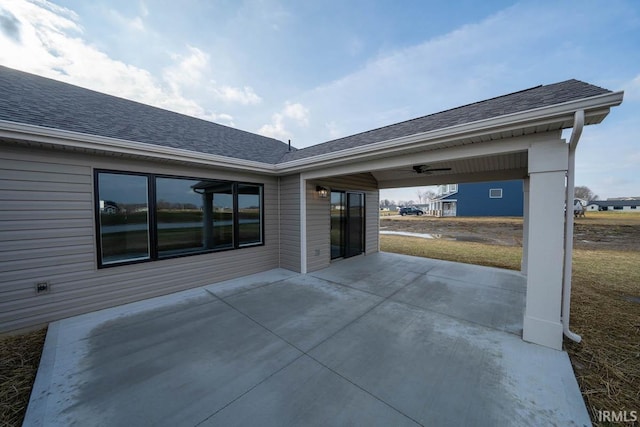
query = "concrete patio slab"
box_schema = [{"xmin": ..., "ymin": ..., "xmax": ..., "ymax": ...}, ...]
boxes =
[
  {"xmin": 204, "ymin": 268, "xmax": 299, "ymax": 298},
  {"xmin": 309, "ymin": 299, "xmax": 588, "ymax": 426},
  {"xmin": 391, "ymin": 272, "xmax": 525, "ymax": 334},
  {"xmin": 223, "ymin": 274, "xmax": 382, "ymax": 351},
  {"xmin": 24, "ymin": 253, "xmax": 590, "ymax": 427},
  {"xmin": 201, "ymin": 356, "xmax": 420, "ymax": 427},
  {"xmin": 25, "ymin": 290, "xmax": 301, "ymax": 427}
]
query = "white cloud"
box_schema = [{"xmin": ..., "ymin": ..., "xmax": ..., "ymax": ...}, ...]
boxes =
[
  {"xmin": 257, "ymin": 101, "xmax": 309, "ymax": 140},
  {"xmin": 0, "ymin": 0, "xmax": 264, "ymax": 126},
  {"xmin": 162, "ymin": 45, "xmax": 261, "ymax": 106},
  {"xmin": 106, "ymin": 7, "xmax": 146, "ymax": 32},
  {"xmin": 325, "ymin": 121, "xmax": 342, "ymax": 139},
  {"xmin": 139, "ymin": 0, "xmax": 149, "ymax": 18},
  {"xmin": 623, "ymin": 74, "xmax": 640, "ymax": 101},
  {"xmin": 162, "ymin": 45, "xmax": 209, "ymax": 92},
  {"xmin": 283, "ymin": 102, "xmax": 309, "ymax": 126},
  {"xmin": 214, "ymin": 85, "xmax": 262, "ymax": 105}
]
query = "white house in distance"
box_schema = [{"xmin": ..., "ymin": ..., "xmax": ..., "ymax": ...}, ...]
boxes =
[
  {"xmin": 586, "ymin": 198, "xmax": 640, "ymax": 211},
  {"xmin": 0, "ymin": 65, "xmax": 624, "ymax": 350}
]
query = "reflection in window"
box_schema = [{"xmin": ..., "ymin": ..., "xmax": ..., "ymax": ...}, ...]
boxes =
[
  {"xmin": 238, "ymin": 184, "xmax": 262, "ymax": 245},
  {"xmin": 212, "ymin": 183, "xmax": 234, "ymax": 249},
  {"xmin": 156, "ymin": 177, "xmax": 204, "ymax": 256},
  {"xmin": 193, "ymin": 180, "xmax": 234, "ymax": 250},
  {"xmin": 330, "ymin": 191, "xmax": 345, "ymax": 259},
  {"xmin": 95, "ymin": 170, "xmax": 264, "ymax": 267},
  {"xmin": 157, "ymin": 178, "xmax": 236, "ymax": 256},
  {"xmin": 98, "ymin": 173, "xmax": 150, "ymax": 264}
]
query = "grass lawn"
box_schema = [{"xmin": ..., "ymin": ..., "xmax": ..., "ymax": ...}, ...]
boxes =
[{"xmin": 381, "ymin": 221, "xmax": 639, "ymax": 425}]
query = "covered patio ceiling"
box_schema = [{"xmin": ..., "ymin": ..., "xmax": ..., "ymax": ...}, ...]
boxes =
[{"xmin": 371, "ymin": 151, "xmax": 528, "ymax": 189}]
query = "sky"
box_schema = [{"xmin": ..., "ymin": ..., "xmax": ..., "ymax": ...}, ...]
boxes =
[{"xmin": 0, "ymin": 0, "xmax": 638, "ymax": 203}]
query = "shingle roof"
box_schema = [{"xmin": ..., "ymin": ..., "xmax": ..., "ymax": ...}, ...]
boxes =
[
  {"xmin": 0, "ymin": 65, "xmax": 292, "ymax": 164},
  {"xmin": 279, "ymin": 79, "xmax": 611, "ymax": 163},
  {"xmin": 0, "ymin": 66, "xmax": 612, "ymax": 166}
]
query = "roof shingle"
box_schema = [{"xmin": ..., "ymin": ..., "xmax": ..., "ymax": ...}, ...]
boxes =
[
  {"xmin": 279, "ymin": 79, "xmax": 611, "ymax": 162},
  {"xmin": 0, "ymin": 65, "xmax": 292, "ymax": 164}
]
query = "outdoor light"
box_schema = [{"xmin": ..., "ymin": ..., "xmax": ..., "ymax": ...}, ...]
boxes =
[{"xmin": 316, "ymin": 186, "xmax": 329, "ymax": 198}]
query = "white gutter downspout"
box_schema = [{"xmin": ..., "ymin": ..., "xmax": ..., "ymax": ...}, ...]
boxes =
[{"xmin": 562, "ymin": 109, "xmax": 584, "ymax": 343}]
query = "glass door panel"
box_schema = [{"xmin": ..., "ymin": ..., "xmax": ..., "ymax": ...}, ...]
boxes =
[
  {"xmin": 330, "ymin": 191, "xmax": 345, "ymax": 259},
  {"xmin": 346, "ymin": 192, "xmax": 364, "ymax": 258}
]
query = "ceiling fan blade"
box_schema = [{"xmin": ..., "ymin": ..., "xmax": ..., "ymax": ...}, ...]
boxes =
[
  {"xmin": 412, "ymin": 165, "xmax": 452, "ymax": 174},
  {"xmin": 425, "ymin": 167, "xmax": 452, "ymax": 172}
]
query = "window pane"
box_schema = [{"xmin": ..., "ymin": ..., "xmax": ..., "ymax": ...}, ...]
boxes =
[
  {"xmin": 330, "ymin": 191, "xmax": 345, "ymax": 259},
  {"xmin": 157, "ymin": 178, "xmax": 235, "ymax": 255},
  {"xmin": 210, "ymin": 182, "xmax": 234, "ymax": 249},
  {"xmin": 156, "ymin": 177, "xmax": 205, "ymax": 256},
  {"xmin": 98, "ymin": 173, "xmax": 149, "ymax": 264},
  {"xmin": 238, "ymin": 184, "xmax": 262, "ymax": 245}
]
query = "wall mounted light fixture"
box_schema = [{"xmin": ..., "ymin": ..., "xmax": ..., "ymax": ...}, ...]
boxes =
[{"xmin": 316, "ymin": 186, "xmax": 329, "ymax": 199}]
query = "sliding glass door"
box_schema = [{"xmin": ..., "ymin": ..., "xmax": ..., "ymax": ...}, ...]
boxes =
[
  {"xmin": 330, "ymin": 190, "xmax": 364, "ymax": 260},
  {"xmin": 346, "ymin": 192, "xmax": 364, "ymax": 258},
  {"xmin": 330, "ymin": 192, "xmax": 346, "ymax": 259}
]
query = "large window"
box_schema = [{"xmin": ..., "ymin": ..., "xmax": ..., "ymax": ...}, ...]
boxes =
[
  {"xmin": 95, "ymin": 171, "xmax": 263, "ymax": 267},
  {"xmin": 97, "ymin": 173, "xmax": 150, "ymax": 265}
]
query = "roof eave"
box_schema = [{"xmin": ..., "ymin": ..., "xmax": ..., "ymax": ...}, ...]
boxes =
[
  {"xmin": 276, "ymin": 90, "xmax": 624, "ymax": 174},
  {"xmin": 0, "ymin": 120, "xmax": 278, "ymax": 174},
  {"xmin": 0, "ymin": 90, "xmax": 623, "ymax": 175}
]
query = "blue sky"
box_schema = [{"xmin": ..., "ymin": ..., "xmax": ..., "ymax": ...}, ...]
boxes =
[{"xmin": 1, "ymin": 0, "xmax": 638, "ymax": 202}]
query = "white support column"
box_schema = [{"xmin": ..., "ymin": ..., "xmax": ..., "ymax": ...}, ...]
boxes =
[
  {"xmin": 522, "ymin": 139, "xmax": 568, "ymax": 350},
  {"xmin": 521, "ymin": 178, "xmax": 530, "ymax": 275},
  {"xmin": 300, "ymin": 175, "xmax": 307, "ymax": 274}
]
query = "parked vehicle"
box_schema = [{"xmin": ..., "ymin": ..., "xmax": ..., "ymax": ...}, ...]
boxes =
[{"xmin": 399, "ymin": 206, "xmax": 424, "ymax": 216}]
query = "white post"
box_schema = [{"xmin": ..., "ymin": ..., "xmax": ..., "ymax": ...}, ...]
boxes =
[
  {"xmin": 300, "ymin": 175, "xmax": 307, "ymax": 274},
  {"xmin": 521, "ymin": 178, "xmax": 530, "ymax": 275},
  {"xmin": 522, "ymin": 138, "xmax": 568, "ymax": 350}
]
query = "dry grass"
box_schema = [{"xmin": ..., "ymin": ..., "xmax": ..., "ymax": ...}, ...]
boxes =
[
  {"xmin": 381, "ymin": 234, "xmax": 640, "ymax": 425},
  {"xmin": 0, "ymin": 328, "xmax": 47, "ymax": 427},
  {"xmin": 381, "ymin": 234, "xmax": 522, "ymax": 270}
]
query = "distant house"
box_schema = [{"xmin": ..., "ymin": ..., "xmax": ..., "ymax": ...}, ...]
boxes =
[
  {"xmin": 586, "ymin": 199, "xmax": 640, "ymax": 211},
  {"xmin": 426, "ymin": 180, "xmax": 523, "ymax": 217}
]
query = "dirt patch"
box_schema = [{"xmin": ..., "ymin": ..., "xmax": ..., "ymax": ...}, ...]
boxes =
[{"xmin": 381, "ymin": 215, "xmax": 640, "ymax": 252}]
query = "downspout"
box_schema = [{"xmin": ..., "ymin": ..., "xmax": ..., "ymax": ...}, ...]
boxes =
[{"xmin": 562, "ymin": 109, "xmax": 584, "ymax": 343}]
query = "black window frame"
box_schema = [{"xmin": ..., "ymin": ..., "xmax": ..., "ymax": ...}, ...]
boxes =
[{"xmin": 94, "ymin": 169, "xmax": 265, "ymax": 268}]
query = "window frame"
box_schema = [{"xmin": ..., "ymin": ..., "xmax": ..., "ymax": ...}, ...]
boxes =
[
  {"xmin": 94, "ymin": 169, "xmax": 265, "ymax": 269},
  {"xmin": 489, "ymin": 188, "xmax": 503, "ymax": 199}
]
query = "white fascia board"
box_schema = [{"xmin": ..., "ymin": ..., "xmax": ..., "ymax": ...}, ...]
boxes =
[
  {"xmin": 301, "ymin": 133, "xmax": 555, "ymax": 180},
  {"xmin": 276, "ymin": 91, "xmax": 623, "ymax": 173},
  {"xmin": 0, "ymin": 120, "xmax": 277, "ymax": 174}
]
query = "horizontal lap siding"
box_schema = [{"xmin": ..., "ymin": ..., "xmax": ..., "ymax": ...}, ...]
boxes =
[
  {"xmin": 306, "ymin": 173, "xmax": 379, "ymax": 273},
  {"xmin": 306, "ymin": 181, "xmax": 330, "ymax": 272},
  {"xmin": 278, "ymin": 174, "xmax": 301, "ymax": 272},
  {"xmin": 0, "ymin": 144, "xmax": 279, "ymax": 332}
]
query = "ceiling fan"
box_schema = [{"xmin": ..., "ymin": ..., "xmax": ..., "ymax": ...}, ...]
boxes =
[{"xmin": 411, "ymin": 164, "xmax": 452, "ymax": 174}]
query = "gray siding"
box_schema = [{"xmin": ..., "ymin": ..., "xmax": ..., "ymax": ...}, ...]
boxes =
[
  {"xmin": 0, "ymin": 144, "xmax": 280, "ymax": 332},
  {"xmin": 306, "ymin": 173, "xmax": 379, "ymax": 273},
  {"xmin": 278, "ymin": 174, "xmax": 301, "ymax": 272}
]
